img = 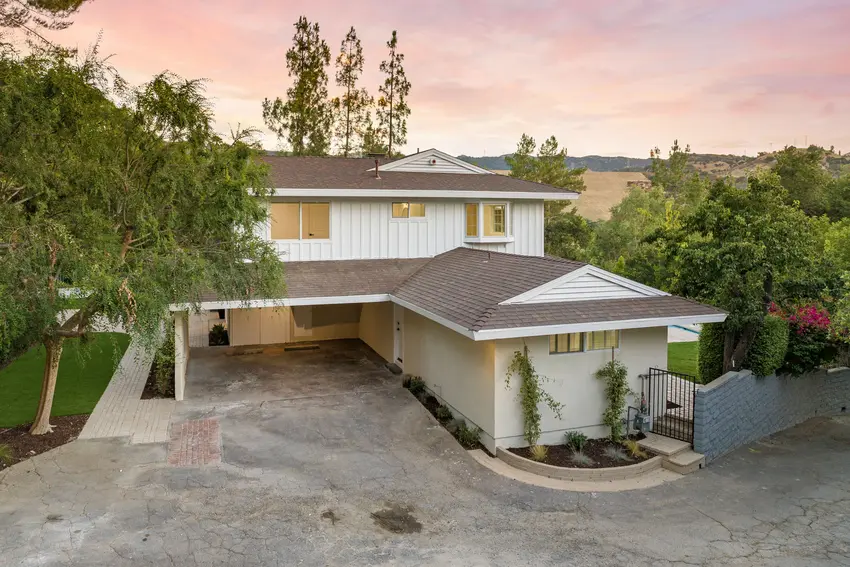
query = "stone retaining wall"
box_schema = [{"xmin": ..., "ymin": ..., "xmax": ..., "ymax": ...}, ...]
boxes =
[
  {"xmin": 496, "ymin": 448, "xmax": 663, "ymax": 481},
  {"xmin": 694, "ymin": 368, "xmax": 850, "ymax": 462}
]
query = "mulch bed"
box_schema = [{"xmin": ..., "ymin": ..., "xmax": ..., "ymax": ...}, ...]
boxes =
[
  {"xmin": 141, "ymin": 357, "xmax": 174, "ymax": 400},
  {"xmin": 404, "ymin": 381, "xmax": 493, "ymax": 455},
  {"xmin": 508, "ymin": 435, "xmax": 654, "ymax": 469},
  {"xmin": 0, "ymin": 414, "xmax": 89, "ymax": 471}
]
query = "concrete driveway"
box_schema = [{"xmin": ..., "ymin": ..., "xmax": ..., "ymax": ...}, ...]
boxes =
[{"xmin": 1, "ymin": 343, "xmax": 849, "ymax": 566}]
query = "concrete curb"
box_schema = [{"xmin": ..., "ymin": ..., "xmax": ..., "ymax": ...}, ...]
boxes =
[
  {"xmin": 496, "ymin": 447, "xmax": 664, "ymax": 481},
  {"xmin": 470, "ymin": 450, "xmax": 682, "ymax": 492}
]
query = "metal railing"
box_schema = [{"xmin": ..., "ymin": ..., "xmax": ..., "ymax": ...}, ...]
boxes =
[{"xmin": 647, "ymin": 367, "xmax": 697, "ymax": 443}]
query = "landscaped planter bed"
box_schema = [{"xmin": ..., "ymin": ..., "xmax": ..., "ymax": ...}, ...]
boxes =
[
  {"xmin": 0, "ymin": 414, "xmax": 88, "ymax": 471},
  {"xmin": 498, "ymin": 446, "xmax": 663, "ymax": 482},
  {"xmin": 508, "ymin": 436, "xmax": 653, "ymax": 469}
]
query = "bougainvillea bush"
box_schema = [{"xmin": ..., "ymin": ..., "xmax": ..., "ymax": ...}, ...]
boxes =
[{"xmin": 770, "ymin": 304, "xmax": 838, "ymax": 375}]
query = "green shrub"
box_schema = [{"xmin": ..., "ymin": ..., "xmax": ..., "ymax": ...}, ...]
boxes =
[
  {"xmin": 406, "ymin": 376, "xmax": 426, "ymax": 397},
  {"xmin": 594, "ymin": 360, "xmax": 632, "ymax": 442},
  {"xmin": 743, "ymin": 315, "xmax": 789, "ymax": 377},
  {"xmin": 529, "ymin": 444, "xmax": 548, "ymax": 462},
  {"xmin": 435, "ymin": 405, "xmax": 453, "ymax": 423},
  {"xmin": 782, "ymin": 328, "xmax": 837, "ymax": 376},
  {"xmin": 153, "ymin": 323, "xmax": 176, "ymax": 397},
  {"xmin": 622, "ymin": 439, "xmax": 648, "ymax": 459},
  {"xmin": 570, "ymin": 450, "xmax": 594, "ymax": 466},
  {"xmin": 454, "ymin": 422, "xmax": 481, "ymax": 449},
  {"xmin": 698, "ymin": 323, "xmax": 726, "ymax": 383},
  {"xmin": 0, "ymin": 443, "xmax": 13, "ymax": 466},
  {"xmin": 564, "ymin": 430, "xmax": 588, "ymax": 453},
  {"xmin": 209, "ymin": 323, "xmax": 229, "ymax": 346}
]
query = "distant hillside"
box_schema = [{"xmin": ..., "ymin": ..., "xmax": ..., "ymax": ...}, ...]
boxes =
[{"xmin": 459, "ymin": 154, "xmax": 651, "ymax": 172}]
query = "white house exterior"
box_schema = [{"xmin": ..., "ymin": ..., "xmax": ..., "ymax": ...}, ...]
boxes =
[{"xmin": 171, "ymin": 149, "xmax": 726, "ymax": 452}]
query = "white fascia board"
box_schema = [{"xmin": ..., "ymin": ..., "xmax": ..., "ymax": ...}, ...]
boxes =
[
  {"xmin": 271, "ymin": 188, "xmax": 578, "ymax": 200},
  {"xmin": 389, "ymin": 295, "xmax": 475, "ymax": 339},
  {"xmin": 169, "ymin": 294, "xmax": 389, "ymax": 312},
  {"xmin": 470, "ymin": 313, "xmax": 728, "ymax": 341}
]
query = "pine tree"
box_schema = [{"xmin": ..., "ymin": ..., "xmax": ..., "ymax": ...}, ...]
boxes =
[
  {"xmin": 377, "ymin": 30, "xmax": 411, "ymax": 157},
  {"xmin": 262, "ymin": 16, "xmax": 332, "ymax": 156},
  {"xmin": 332, "ymin": 26, "xmax": 372, "ymax": 157}
]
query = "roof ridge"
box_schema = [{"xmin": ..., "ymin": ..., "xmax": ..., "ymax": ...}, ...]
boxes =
[{"xmin": 454, "ymin": 246, "xmax": 586, "ymax": 268}]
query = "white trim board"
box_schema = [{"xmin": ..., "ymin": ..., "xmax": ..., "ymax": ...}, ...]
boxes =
[
  {"xmin": 170, "ymin": 294, "xmax": 389, "ymax": 312},
  {"xmin": 471, "ymin": 313, "xmax": 727, "ymax": 341},
  {"xmin": 368, "ymin": 149, "xmax": 493, "ymax": 175},
  {"xmin": 500, "ymin": 265, "xmax": 668, "ymax": 305},
  {"xmin": 271, "ymin": 188, "xmax": 578, "ymax": 200},
  {"xmin": 389, "ymin": 296, "xmax": 475, "ymax": 339}
]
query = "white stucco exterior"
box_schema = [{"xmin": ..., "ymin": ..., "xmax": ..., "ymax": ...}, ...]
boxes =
[
  {"xmin": 358, "ymin": 302, "xmax": 394, "ymax": 362},
  {"xmin": 402, "ymin": 309, "xmax": 498, "ymax": 449},
  {"xmin": 493, "ymin": 327, "xmax": 668, "ymax": 447},
  {"xmin": 260, "ymin": 199, "xmax": 544, "ymax": 261}
]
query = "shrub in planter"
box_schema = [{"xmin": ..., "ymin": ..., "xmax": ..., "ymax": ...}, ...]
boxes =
[
  {"xmin": 564, "ymin": 430, "xmax": 588, "ymax": 453},
  {"xmin": 698, "ymin": 323, "xmax": 725, "ymax": 383},
  {"xmin": 406, "ymin": 376, "xmax": 426, "ymax": 397},
  {"xmin": 454, "ymin": 422, "xmax": 481, "ymax": 449},
  {"xmin": 153, "ymin": 325, "xmax": 176, "ymax": 397},
  {"xmin": 743, "ymin": 315, "xmax": 789, "ymax": 377},
  {"xmin": 775, "ymin": 305, "xmax": 837, "ymax": 375},
  {"xmin": 209, "ymin": 323, "xmax": 229, "ymax": 346},
  {"xmin": 529, "ymin": 444, "xmax": 548, "ymax": 462},
  {"xmin": 435, "ymin": 405, "xmax": 453, "ymax": 423}
]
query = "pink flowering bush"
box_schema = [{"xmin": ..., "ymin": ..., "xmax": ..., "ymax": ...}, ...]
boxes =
[{"xmin": 770, "ymin": 303, "xmax": 838, "ymax": 375}]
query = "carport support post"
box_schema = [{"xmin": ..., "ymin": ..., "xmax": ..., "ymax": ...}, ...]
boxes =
[{"xmin": 174, "ymin": 311, "xmax": 189, "ymax": 401}]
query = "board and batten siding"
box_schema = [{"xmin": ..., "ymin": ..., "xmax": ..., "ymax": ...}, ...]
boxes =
[{"xmin": 260, "ymin": 199, "xmax": 544, "ymax": 261}]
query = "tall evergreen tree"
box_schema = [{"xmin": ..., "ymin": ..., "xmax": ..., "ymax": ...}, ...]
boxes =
[
  {"xmin": 0, "ymin": 0, "xmax": 88, "ymax": 42},
  {"xmin": 331, "ymin": 26, "xmax": 371, "ymax": 157},
  {"xmin": 262, "ymin": 16, "xmax": 332, "ymax": 156},
  {"xmin": 377, "ymin": 30, "xmax": 411, "ymax": 157}
]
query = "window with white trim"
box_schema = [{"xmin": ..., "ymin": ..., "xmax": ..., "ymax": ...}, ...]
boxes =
[
  {"xmin": 549, "ymin": 330, "xmax": 620, "ymax": 354},
  {"xmin": 392, "ymin": 202, "xmax": 426, "ymax": 218},
  {"xmin": 270, "ymin": 202, "xmax": 330, "ymax": 240},
  {"xmin": 464, "ymin": 202, "xmax": 510, "ymax": 240}
]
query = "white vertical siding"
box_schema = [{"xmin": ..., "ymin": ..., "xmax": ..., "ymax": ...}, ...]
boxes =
[{"xmin": 268, "ymin": 198, "xmax": 544, "ymax": 262}]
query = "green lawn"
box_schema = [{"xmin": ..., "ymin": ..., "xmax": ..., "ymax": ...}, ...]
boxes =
[
  {"xmin": 668, "ymin": 341, "xmax": 699, "ymax": 379},
  {"xmin": 0, "ymin": 333, "xmax": 131, "ymax": 427}
]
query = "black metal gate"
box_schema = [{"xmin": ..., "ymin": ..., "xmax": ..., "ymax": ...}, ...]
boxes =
[{"xmin": 647, "ymin": 367, "xmax": 697, "ymax": 443}]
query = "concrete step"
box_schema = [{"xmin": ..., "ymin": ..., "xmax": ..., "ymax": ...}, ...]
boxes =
[
  {"xmin": 638, "ymin": 432, "xmax": 691, "ymax": 457},
  {"xmin": 662, "ymin": 449, "xmax": 706, "ymax": 475}
]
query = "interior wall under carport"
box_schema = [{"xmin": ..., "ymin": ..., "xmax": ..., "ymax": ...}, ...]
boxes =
[{"xmin": 225, "ymin": 302, "xmax": 396, "ymax": 364}]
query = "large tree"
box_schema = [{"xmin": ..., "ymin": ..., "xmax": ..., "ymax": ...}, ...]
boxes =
[
  {"xmin": 660, "ymin": 172, "xmax": 815, "ymax": 374},
  {"xmin": 506, "ymin": 134, "xmax": 586, "ymax": 221},
  {"xmin": 772, "ymin": 145, "xmax": 833, "ymax": 217},
  {"xmin": 331, "ymin": 26, "xmax": 371, "ymax": 157},
  {"xmin": 377, "ymin": 30, "xmax": 410, "ymax": 157},
  {"xmin": 0, "ymin": 0, "xmax": 87, "ymax": 42},
  {"xmin": 263, "ymin": 16, "xmax": 332, "ymax": 156},
  {"xmin": 650, "ymin": 140, "xmax": 708, "ymax": 209},
  {"xmin": 0, "ymin": 49, "xmax": 284, "ymax": 434}
]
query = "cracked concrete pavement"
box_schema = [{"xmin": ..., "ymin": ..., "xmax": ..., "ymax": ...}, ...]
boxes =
[{"xmin": 1, "ymin": 343, "xmax": 849, "ymax": 566}]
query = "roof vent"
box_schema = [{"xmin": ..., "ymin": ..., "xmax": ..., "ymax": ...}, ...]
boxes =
[{"xmin": 430, "ymin": 159, "xmax": 437, "ymax": 165}]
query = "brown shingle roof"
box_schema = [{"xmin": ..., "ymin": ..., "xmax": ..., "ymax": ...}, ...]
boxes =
[
  {"xmin": 259, "ymin": 155, "xmax": 577, "ymax": 194},
  {"xmin": 393, "ymin": 247, "xmax": 586, "ymax": 330}
]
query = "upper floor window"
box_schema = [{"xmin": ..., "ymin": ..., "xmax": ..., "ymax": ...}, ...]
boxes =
[
  {"xmin": 270, "ymin": 202, "xmax": 330, "ymax": 240},
  {"xmin": 392, "ymin": 202, "xmax": 426, "ymax": 219},
  {"xmin": 465, "ymin": 202, "xmax": 510, "ymax": 240}
]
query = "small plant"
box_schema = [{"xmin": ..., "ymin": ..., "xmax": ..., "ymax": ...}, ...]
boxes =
[
  {"xmin": 622, "ymin": 439, "xmax": 648, "ymax": 459},
  {"xmin": 603, "ymin": 445, "xmax": 631, "ymax": 462},
  {"xmin": 570, "ymin": 450, "xmax": 594, "ymax": 467},
  {"xmin": 0, "ymin": 443, "xmax": 13, "ymax": 466},
  {"xmin": 407, "ymin": 376, "xmax": 426, "ymax": 397},
  {"xmin": 454, "ymin": 422, "xmax": 481, "ymax": 449},
  {"xmin": 529, "ymin": 444, "xmax": 548, "ymax": 462},
  {"xmin": 435, "ymin": 405, "xmax": 453, "ymax": 423},
  {"xmin": 209, "ymin": 323, "xmax": 229, "ymax": 346},
  {"xmin": 564, "ymin": 430, "xmax": 588, "ymax": 453}
]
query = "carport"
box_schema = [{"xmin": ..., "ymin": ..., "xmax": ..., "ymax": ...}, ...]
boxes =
[{"xmin": 170, "ymin": 257, "xmax": 428, "ymax": 400}]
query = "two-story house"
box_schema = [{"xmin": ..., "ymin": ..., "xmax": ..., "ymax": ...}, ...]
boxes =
[{"xmin": 170, "ymin": 149, "xmax": 726, "ymax": 451}]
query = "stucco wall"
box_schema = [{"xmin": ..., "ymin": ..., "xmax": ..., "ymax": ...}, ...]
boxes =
[
  {"xmin": 174, "ymin": 312, "xmax": 189, "ymax": 401},
  {"xmin": 694, "ymin": 368, "xmax": 850, "ymax": 462},
  {"xmin": 493, "ymin": 327, "xmax": 668, "ymax": 447},
  {"xmin": 358, "ymin": 302, "xmax": 394, "ymax": 362},
  {"xmin": 403, "ymin": 309, "xmax": 497, "ymax": 449}
]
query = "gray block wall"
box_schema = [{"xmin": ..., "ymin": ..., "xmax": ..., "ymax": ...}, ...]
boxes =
[{"xmin": 693, "ymin": 368, "xmax": 850, "ymax": 462}]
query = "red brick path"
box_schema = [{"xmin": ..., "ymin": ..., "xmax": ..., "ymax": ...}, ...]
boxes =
[{"xmin": 167, "ymin": 419, "xmax": 221, "ymax": 466}]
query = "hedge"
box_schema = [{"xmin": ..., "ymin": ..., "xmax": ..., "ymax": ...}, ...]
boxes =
[
  {"xmin": 698, "ymin": 323, "xmax": 725, "ymax": 383},
  {"xmin": 744, "ymin": 315, "xmax": 789, "ymax": 377}
]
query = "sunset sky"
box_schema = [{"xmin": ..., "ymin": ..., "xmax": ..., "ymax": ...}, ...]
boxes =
[{"xmin": 50, "ymin": 0, "xmax": 850, "ymax": 158}]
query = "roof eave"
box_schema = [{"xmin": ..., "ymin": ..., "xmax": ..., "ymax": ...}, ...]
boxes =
[
  {"xmin": 470, "ymin": 312, "xmax": 728, "ymax": 341},
  {"xmin": 271, "ymin": 188, "xmax": 579, "ymax": 200}
]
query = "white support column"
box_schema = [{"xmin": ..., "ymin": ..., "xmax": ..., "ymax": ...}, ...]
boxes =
[{"xmin": 174, "ymin": 311, "xmax": 189, "ymax": 401}]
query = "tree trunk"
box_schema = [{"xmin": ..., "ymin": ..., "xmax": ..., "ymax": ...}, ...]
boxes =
[
  {"xmin": 722, "ymin": 326, "xmax": 755, "ymax": 374},
  {"xmin": 29, "ymin": 338, "xmax": 64, "ymax": 435}
]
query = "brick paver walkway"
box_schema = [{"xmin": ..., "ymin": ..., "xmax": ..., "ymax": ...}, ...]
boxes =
[
  {"xmin": 78, "ymin": 340, "xmax": 175, "ymax": 444},
  {"xmin": 167, "ymin": 419, "xmax": 222, "ymax": 466}
]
